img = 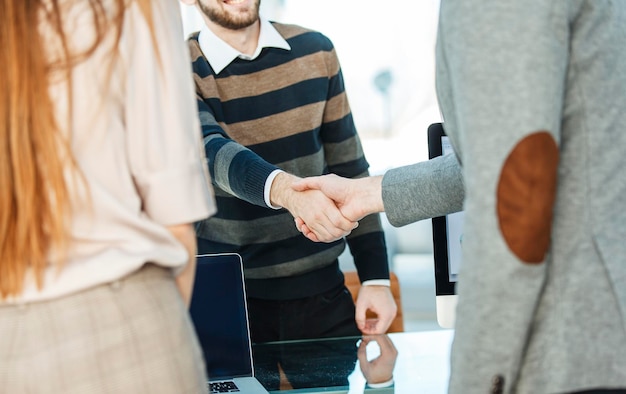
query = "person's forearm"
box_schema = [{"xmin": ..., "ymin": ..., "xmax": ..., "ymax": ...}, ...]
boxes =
[
  {"xmin": 382, "ymin": 154, "xmax": 464, "ymax": 227},
  {"xmin": 269, "ymin": 171, "xmax": 299, "ymax": 208},
  {"xmin": 272, "ymin": 172, "xmax": 357, "ymax": 242},
  {"xmin": 204, "ymin": 132, "xmax": 279, "ymax": 208},
  {"xmin": 166, "ymin": 223, "xmax": 197, "ymax": 307},
  {"xmin": 354, "ymin": 176, "xmax": 384, "ymax": 217}
]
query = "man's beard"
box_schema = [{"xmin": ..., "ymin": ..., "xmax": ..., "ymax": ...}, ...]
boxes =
[{"xmin": 200, "ymin": 0, "xmax": 261, "ymax": 30}]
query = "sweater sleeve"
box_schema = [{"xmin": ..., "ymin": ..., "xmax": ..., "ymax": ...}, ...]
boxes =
[
  {"xmin": 197, "ymin": 97, "xmax": 279, "ymax": 207},
  {"xmin": 346, "ymin": 213, "xmax": 391, "ymax": 282},
  {"xmin": 382, "ymin": 153, "xmax": 465, "ymax": 227}
]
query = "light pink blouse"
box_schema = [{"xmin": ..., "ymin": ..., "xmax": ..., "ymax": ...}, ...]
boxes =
[{"xmin": 11, "ymin": 0, "xmax": 215, "ymax": 303}]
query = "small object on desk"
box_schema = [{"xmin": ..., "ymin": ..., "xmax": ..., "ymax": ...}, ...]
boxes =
[{"xmin": 210, "ymin": 381, "xmax": 241, "ymax": 393}]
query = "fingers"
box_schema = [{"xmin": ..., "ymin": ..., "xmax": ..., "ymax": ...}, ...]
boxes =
[
  {"xmin": 357, "ymin": 334, "xmax": 397, "ymax": 385},
  {"xmin": 356, "ymin": 337, "xmax": 373, "ymax": 376},
  {"xmin": 291, "ymin": 190, "xmax": 357, "ymax": 243},
  {"xmin": 359, "ymin": 334, "xmax": 398, "ymax": 364},
  {"xmin": 365, "ymin": 302, "xmax": 397, "ymax": 335},
  {"xmin": 361, "ymin": 318, "xmax": 382, "ymax": 334},
  {"xmin": 292, "ymin": 174, "xmax": 347, "ymax": 210},
  {"xmin": 374, "ymin": 334, "xmax": 397, "ymax": 357},
  {"xmin": 355, "ymin": 297, "xmax": 368, "ymax": 332},
  {"xmin": 293, "ymin": 174, "xmax": 372, "ymax": 224},
  {"xmin": 355, "ymin": 308, "xmax": 381, "ymax": 335},
  {"xmin": 303, "ymin": 206, "xmax": 356, "ymax": 242},
  {"xmin": 355, "ymin": 286, "xmax": 398, "ymax": 335},
  {"xmin": 275, "ymin": 172, "xmax": 356, "ymax": 242},
  {"xmin": 291, "ymin": 175, "xmax": 326, "ymax": 192},
  {"xmin": 294, "ymin": 218, "xmax": 320, "ymax": 242}
]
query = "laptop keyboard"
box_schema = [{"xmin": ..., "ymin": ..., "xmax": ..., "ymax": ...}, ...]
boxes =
[{"xmin": 209, "ymin": 381, "xmax": 240, "ymax": 393}]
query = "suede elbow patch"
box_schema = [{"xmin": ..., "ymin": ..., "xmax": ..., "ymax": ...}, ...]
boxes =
[{"xmin": 497, "ymin": 131, "xmax": 558, "ymax": 264}]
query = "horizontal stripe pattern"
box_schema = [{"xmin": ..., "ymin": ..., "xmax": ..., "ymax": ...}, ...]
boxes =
[
  {"xmin": 189, "ymin": 22, "xmax": 389, "ymax": 299},
  {"xmin": 200, "ymin": 51, "xmax": 340, "ymax": 101}
]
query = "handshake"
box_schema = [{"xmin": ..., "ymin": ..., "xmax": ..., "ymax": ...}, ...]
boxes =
[{"xmin": 270, "ymin": 172, "xmax": 385, "ymax": 243}]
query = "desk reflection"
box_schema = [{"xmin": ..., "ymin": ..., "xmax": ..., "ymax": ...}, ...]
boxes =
[
  {"xmin": 252, "ymin": 330, "xmax": 453, "ymax": 394},
  {"xmin": 253, "ymin": 335, "xmax": 360, "ymax": 391},
  {"xmin": 358, "ymin": 335, "xmax": 397, "ymax": 387}
]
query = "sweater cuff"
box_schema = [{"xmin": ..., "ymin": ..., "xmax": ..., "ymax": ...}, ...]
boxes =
[
  {"xmin": 264, "ymin": 169, "xmax": 285, "ymax": 209},
  {"xmin": 362, "ymin": 279, "xmax": 390, "ymax": 287},
  {"xmin": 367, "ymin": 378, "xmax": 394, "ymax": 388}
]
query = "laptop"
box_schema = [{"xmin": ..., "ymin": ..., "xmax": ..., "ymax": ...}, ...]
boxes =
[
  {"xmin": 189, "ymin": 253, "xmax": 269, "ymax": 394},
  {"xmin": 427, "ymin": 123, "xmax": 464, "ymax": 329}
]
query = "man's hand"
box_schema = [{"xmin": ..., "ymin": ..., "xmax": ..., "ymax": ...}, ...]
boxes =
[
  {"xmin": 270, "ymin": 172, "xmax": 357, "ymax": 242},
  {"xmin": 293, "ymin": 174, "xmax": 384, "ymax": 222},
  {"xmin": 354, "ymin": 285, "xmax": 397, "ymax": 335},
  {"xmin": 358, "ymin": 334, "xmax": 398, "ymax": 386},
  {"xmin": 291, "ymin": 174, "xmax": 384, "ymax": 242}
]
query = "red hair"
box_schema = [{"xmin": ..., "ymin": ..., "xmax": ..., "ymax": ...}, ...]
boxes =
[{"xmin": 0, "ymin": 0, "xmax": 157, "ymax": 298}]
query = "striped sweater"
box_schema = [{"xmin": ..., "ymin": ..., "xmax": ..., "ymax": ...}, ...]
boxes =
[{"xmin": 188, "ymin": 22, "xmax": 389, "ymax": 300}]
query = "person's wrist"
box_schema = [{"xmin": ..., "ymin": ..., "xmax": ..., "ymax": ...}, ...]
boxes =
[
  {"xmin": 270, "ymin": 172, "xmax": 298, "ymax": 209},
  {"xmin": 366, "ymin": 377, "xmax": 394, "ymax": 388},
  {"xmin": 265, "ymin": 170, "xmax": 285, "ymax": 209},
  {"xmin": 361, "ymin": 279, "xmax": 391, "ymax": 287},
  {"xmin": 359, "ymin": 176, "xmax": 384, "ymax": 215}
]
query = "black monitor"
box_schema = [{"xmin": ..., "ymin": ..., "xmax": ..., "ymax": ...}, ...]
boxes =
[{"xmin": 427, "ymin": 123, "xmax": 464, "ymax": 329}]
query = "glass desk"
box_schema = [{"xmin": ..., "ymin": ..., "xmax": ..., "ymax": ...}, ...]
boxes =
[{"xmin": 252, "ymin": 330, "xmax": 454, "ymax": 394}]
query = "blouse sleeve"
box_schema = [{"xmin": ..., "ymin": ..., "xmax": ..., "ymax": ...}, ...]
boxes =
[{"xmin": 122, "ymin": 0, "xmax": 216, "ymax": 225}]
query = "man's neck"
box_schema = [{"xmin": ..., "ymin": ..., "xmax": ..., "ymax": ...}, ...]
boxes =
[{"xmin": 204, "ymin": 19, "xmax": 261, "ymax": 56}]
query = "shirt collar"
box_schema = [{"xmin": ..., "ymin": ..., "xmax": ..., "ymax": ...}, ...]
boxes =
[{"xmin": 198, "ymin": 17, "xmax": 291, "ymax": 74}]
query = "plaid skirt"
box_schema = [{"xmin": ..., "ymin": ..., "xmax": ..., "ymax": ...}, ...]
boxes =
[{"xmin": 0, "ymin": 264, "xmax": 208, "ymax": 394}]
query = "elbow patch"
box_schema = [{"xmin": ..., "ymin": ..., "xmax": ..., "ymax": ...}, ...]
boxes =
[{"xmin": 497, "ymin": 131, "xmax": 559, "ymax": 264}]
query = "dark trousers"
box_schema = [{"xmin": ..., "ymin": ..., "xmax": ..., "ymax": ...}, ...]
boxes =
[{"xmin": 247, "ymin": 282, "xmax": 361, "ymax": 344}]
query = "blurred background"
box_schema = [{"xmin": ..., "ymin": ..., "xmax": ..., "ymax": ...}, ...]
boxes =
[{"xmin": 180, "ymin": 0, "xmax": 445, "ymax": 332}]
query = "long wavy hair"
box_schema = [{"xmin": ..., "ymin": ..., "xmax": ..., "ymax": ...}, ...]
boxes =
[{"xmin": 0, "ymin": 0, "xmax": 157, "ymax": 298}]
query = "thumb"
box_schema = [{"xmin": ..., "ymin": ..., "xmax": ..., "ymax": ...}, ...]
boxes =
[
  {"xmin": 354, "ymin": 300, "xmax": 368, "ymax": 332},
  {"xmin": 291, "ymin": 176, "xmax": 321, "ymax": 192}
]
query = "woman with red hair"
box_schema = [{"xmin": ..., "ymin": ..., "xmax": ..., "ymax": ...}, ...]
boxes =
[{"xmin": 0, "ymin": 1, "xmax": 215, "ymax": 392}]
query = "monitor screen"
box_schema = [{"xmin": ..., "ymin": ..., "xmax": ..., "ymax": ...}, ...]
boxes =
[
  {"xmin": 440, "ymin": 136, "xmax": 464, "ymax": 283},
  {"xmin": 427, "ymin": 122, "xmax": 463, "ymax": 328}
]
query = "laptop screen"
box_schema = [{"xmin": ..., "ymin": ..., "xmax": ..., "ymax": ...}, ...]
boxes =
[{"xmin": 189, "ymin": 253, "xmax": 254, "ymax": 379}]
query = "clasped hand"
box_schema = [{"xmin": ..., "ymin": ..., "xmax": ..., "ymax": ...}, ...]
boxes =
[
  {"xmin": 358, "ymin": 334, "xmax": 398, "ymax": 386},
  {"xmin": 288, "ymin": 174, "xmax": 384, "ymax": 242},
  {"xmin": 270, "ymin": 172, "xmax": 358, "ymax": 242}
]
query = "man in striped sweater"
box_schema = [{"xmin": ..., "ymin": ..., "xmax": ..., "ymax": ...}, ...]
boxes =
[{"xmin": 181, "ymin": 0, "xmax": 397, "ymax": 344}]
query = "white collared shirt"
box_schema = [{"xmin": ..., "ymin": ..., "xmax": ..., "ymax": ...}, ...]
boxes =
[
  {"xmin": 198, "ymin": 17, "xmax": 291, "ymax": 74},
  {"xmin": 198, "ymin": 17, "xmax": 289, "ymax": 209}
]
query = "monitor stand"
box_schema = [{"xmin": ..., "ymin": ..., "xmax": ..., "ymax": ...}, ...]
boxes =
[{"xmin": 436, "ymin": 294, "xmax": 457, "ymax": 329}]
